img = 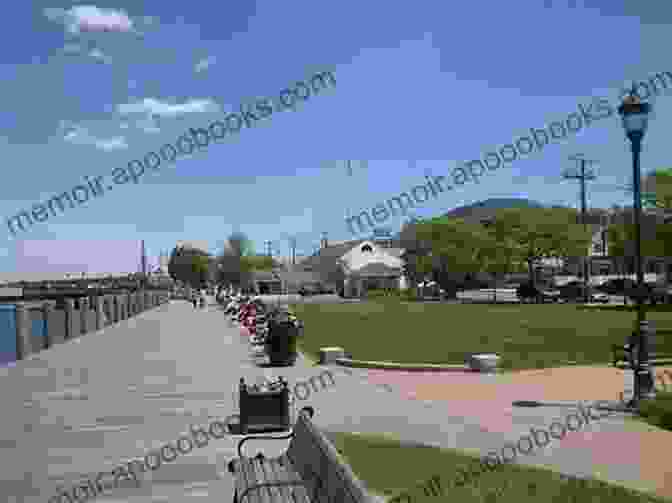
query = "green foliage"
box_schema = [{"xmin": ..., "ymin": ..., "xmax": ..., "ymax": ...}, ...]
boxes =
[
  {"xmin": 400, "ymin": 208, "xmax": 590, "ymax": 292},
  {"xmin": 216, "ymin": 232, "xmax": 257, "ymax": 287},
  {"xmin": 241, "ymin": 255, "xmax": 276, "ymax": 272},
  {"xmin": 638, "ymin": 391, "xmax": 672, "ymax": 431},
  {"xmin": 490, "ymin": 207, "xmax": 590, "ymax": 282},
  {"xmin": 607, "ymin": 217, "xmax": 672, "ymax": 260},
  {"xmin": 642, "ymin": 168, "xmax": 672, "ymax": 210},
  {"xmin": 167, "ymin": 245, "xmax": 212, "ymax": 288}
]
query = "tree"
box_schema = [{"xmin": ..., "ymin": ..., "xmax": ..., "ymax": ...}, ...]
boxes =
[
  {"xmin": 479, "ymin": 221, "xmax": 521, "ymax": 302},
  {"xmin": 411, "ymin": 216, "xmax": 493, "ymax": 298},
  {"xmin": 216, "ymin": 232, "xmax": 257, "ymax": 288},
  {"xmin": 167, "ymin": 244, "xmax": 213, "ymax": 289},
  {"xmin": 490, "ymin": 208, "xmax": 591, "ymax": 286},
  {"xmin": 642, "ymin": 168, "xmax": 672, "ymax": 210}
]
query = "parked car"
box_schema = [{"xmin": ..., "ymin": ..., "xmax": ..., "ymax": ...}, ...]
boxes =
[
  {"xmin": 298, "ymin": 284, "xmax": 319, "ymax": 296},
  {"xmin": 628, "ymin": 282, "xmax": 669, "ymax": 304},
  {"xmin": 516, "ymin": 283, "xmax": 561, "ymax": 303},
  {"xmin": 595, "ymin": 278, "xmax": 637, "ymax": 295},
  {"xmin": 558, "ymin": 281, "xmax": 608, "ymax": 303}
]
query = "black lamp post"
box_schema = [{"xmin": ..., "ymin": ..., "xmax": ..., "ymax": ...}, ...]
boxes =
[{"xmin": 617, "ymin": 88, "xmax": 655, "ymax": 406}]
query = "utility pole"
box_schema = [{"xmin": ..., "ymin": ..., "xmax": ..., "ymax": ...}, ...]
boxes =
[
  {"xmin": 564, "ymin": 154, "xmax": 598, "ymax": 303},
  {"xmin": 264, "ymin": 240, "xmax": 272, "ymax": 257}
]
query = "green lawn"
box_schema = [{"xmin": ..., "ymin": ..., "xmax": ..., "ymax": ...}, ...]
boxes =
[
  {"xmin": 291, "ymin": 302, "xmax": 672, "ymax": 370},
  {"xmin": 327, "ymin": 430, "xmax": 670, "ymax": 502}
]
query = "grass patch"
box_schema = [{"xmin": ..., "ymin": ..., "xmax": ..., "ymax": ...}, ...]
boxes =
[
  {"xmin": 327, "ymin": 430, "xmax": 670, "ymax": 502},
  {"xmin": 291, "ymin": 302, "xmax": 672, "ymax": 370},
  {"xmin": 638, "ymin": 391, "xmax": 672, "ymax": 432},
  {"xmin": 579, "ymin": 304, "xmax": 672, "ymax": 313}
]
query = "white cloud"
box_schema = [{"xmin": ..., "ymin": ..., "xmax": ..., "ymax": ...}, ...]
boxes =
[
  {"xmin": 44, "ymin": 5, "xmax": 134, "ymax": 34},
  {"xmin": 135, "ymin": 116, "xmax": 161, "ymax": 133},
  {"xmin": 117, "ymin": 97, "xmax": 220, "ymax": 117},
  {"xmin": 195, "ymin": 56, "xmax": 217, "ymax": 73},
  {"xmin": 88, "ymin": 48, "xmax": 112, "ymax": 64},
  {"xmin": 96, "ymin": 137, "xmax": 128, "ymax": 151},
  {"xmin": 62, "ymin": 43, "xmax": 82, "ymax": 54},
  {"xmin": 63, "ymin": 124, "xmax": 127, "ymax": 150}
]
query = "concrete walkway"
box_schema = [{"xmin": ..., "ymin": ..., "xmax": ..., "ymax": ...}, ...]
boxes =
[{"xmin": 0, "ymin": 298, "xmax": 664, "ymax": 502}]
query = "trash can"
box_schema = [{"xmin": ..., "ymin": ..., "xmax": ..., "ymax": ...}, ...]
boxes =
[
  {"xmin": 266, "ymin": 313, "xmax": 298, "ymax": 366},
  {"xmin": 238, "ymin": 377, "xmax": 290, "ymax": 434}
]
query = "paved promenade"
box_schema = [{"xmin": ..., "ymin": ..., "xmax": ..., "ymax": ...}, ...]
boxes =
[{"xmin": 0, "ymin": 298, "xmax": 656, "ymax": 502}]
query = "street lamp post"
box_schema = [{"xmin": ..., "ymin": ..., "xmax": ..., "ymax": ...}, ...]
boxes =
[{"xmin": 618, "ymin": 89, "xmax": 655, "ymax": 406}]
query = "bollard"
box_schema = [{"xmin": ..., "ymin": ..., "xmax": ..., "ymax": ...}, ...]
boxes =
[
  {"xmin": 113, "ymin": 295, "xmax": 121, "ymax": 323},
  {"xmin": 15, "ymin": 304, "xmax": 32, "ymax": 360},
  {"xmin": 44, "ymin": 302, "xmax": 65, "ymax": 346},
  {"xmin": 65, "ymin": 299, "xmax": 75, "ymax": 339},
  {"xmin": 80, "ymin": 297, "xmax": 89, "ymax": 334},
  {"xmin": 95, "ymin": 297, "xmax": 104, "ymax": 331}
]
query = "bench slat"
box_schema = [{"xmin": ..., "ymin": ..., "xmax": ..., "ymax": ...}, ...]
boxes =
[
  {"xmin": 257, "ymin": 457, "xmax": 285, "ymax": 502},
  {"xmin": 287, "ymin": 414, "xmax": 371, "ymax": 503},
  {"xmin": 262, "ymin": 457, "xmax": 293, "ymax": 502},
  {"xmin": 232, "ymin": 410, "xmax": 373, "ymax": 503},
  {"xmin": 251, "ymin": 458, "xmax": 274, "ymax": 503},
  {"xmin": 272, "ymin": 454, "xmax": 311, "ymax": 503},
  {"xmin": 239, "ymin": 460, "xmax": 263, "ymax": 503}
]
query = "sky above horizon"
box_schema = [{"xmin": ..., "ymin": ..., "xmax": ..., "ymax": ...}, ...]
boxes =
[{"xmin": 0, "ymin": 1, "xmax": 669, "ymax": 273}]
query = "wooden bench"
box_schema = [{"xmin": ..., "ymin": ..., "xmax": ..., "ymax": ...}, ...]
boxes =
[{"xmin": 227, "ymin": 407, "xmax": 374, "ymax": 503}]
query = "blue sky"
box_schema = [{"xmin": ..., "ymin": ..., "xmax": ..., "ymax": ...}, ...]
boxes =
[{"xmin": 0, "ymin": 1, "xmax": 670, "ymax": 273}]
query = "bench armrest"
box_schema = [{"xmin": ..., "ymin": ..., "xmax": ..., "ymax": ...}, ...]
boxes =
[
  {"xmin": 235, "ymin": 431, "xmax": 295, "ymax": 460},
  {"xmin": 229, "ymin": 407, "xmax": 315, "ymax": 470}
]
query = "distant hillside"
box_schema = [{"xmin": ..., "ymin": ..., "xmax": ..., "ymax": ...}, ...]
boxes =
[{"xmin": 443, "ymin": 198, "xmax": 547, "ymax": 218}]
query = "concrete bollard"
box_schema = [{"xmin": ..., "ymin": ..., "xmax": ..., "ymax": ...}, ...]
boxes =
[
  {"xmin": 65, "ymin": 299, "xmax": 75, "ymax": 339},
  {"xmin": 15, "ymin": 304, "xmax": 32, "ymax": 360},
  {"xmin": 95, "ymin": 297, "xmax": 104, "ymax": 331},
  {"xmin": 113, "ymin": 295, "xmax": 121, "ymax": 323},
  {"xmin": 44, "ymin": 302, "xmax": 66, "ymax": 346},
  {"xmin": 80, "ymin": 297, "xmax": 89, "ymax": 334}
]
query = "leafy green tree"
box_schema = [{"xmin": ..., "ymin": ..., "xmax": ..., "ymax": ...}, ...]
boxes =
[
  {"xmin": 411, "ymin": 216, "xmax": 493, "ymax": 298},
  {"xmin": 168, "ymin": 245, "xmax": 212, "ymax": 289},
  {"xmin": 490, "ymin": 208, "xmax": 591, "ymax": 286},
  {"xmin": 216, "ymin": 232, "xmax": 257, "ymax": 288},
  {"xmin": 642, "ymin": 168, "xmax": 672, "ymax": 210}
]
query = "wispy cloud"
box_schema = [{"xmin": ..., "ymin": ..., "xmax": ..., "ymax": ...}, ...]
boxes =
[
  {"xmin": 117, "ymin": 98, "xmax": 220, "ymax": 117},
  {"xmin": 88, "ymin": 48, "xmax": 112, "ymax": 64},
  {"xmin": 195, "ymin": 56, "xmax": 217, "ymax": 73},
  {"xmin": 44, "ymin": 5, "xmax": 135, "ymax": 34},
  {"xmin": 63, "ymin": 124, "xmax": 128, "ymax": 151}
]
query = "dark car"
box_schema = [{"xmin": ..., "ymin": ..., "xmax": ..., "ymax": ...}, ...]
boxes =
[
  {"xmin": 298, "ymin": 284, "xmax": 318, "ymax": 296},
  {"xmin": 516, "ymin": 283, "xmax": 561, "ymax": 303},
  {"xmin": 627, "ymin": 282, "xmax": 669, "ymax": 304},
  {"xmin": 558, "ymin": 281, "xmax": 609, "ymax": 303},
  {"xmin": 595, "ymin": 278, "xmax": 637, "ymax": 295}
]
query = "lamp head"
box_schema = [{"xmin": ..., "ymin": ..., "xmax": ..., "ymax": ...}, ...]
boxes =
[{"xmin": 618, "ymin": 84, "xmax": 651, "ymax": 141}]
